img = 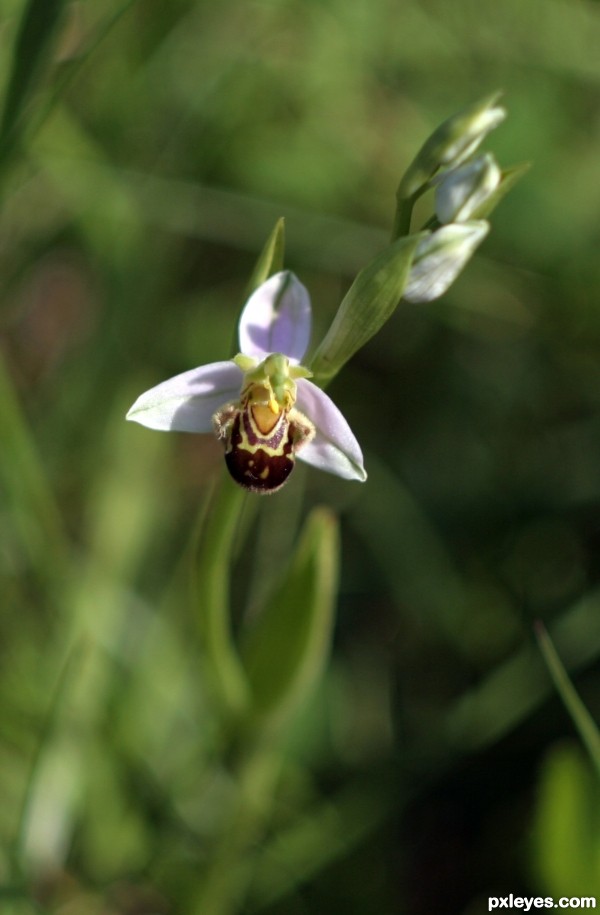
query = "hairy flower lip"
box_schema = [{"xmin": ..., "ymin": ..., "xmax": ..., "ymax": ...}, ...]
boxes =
[{"xmin": 126, "ymin": 271, "xmax": 366, "ymax": 484}]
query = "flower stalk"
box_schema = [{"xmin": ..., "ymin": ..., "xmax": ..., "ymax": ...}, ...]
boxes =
[
  {"xmin": 311, "ymin": 93, "xmax": 525, "ymax": 384},
  {"xmin": 122, "ymin": 91, "xmax": 526, "ymax": 915}
]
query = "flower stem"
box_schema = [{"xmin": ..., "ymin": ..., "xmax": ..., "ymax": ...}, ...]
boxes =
[
  {"xmin": 391, "ymin": 188, "xmax": 421, "ymax": 240},
  {"xmin": 192, "ymin": 742, "xmax": 282, "ymax": 915}
]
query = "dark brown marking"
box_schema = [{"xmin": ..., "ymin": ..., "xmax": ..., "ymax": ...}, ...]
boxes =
[{"xmin": 224, "ymin": 412, "xmax": 295, "ymax": 493}]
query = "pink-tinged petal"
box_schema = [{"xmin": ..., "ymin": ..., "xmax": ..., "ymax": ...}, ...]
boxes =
[
  {"xmin": 294, "ymin": 379, "xmax": 366, "ymax": 482},
  {"xmin": 126, "ymin": 361, "xmax": 243, "ymax": 432},
  {"xmin": 238, "ymin": 271, "xmax": 311, "ymax": 363}
]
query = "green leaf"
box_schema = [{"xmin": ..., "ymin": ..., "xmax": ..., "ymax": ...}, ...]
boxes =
[
  {"xmin": 310, "ymin": 234, "xmax": 422, "ymax": 385},
  {"xmin": 531, "ymin": 743, "xmax": 600, "ymax": 897},
  {"xmin": 241, "ymin": 508, "xmax": 339, "ymax": 724},
  {"xmin": 0, "ymin": 0, "xmax": 67, "ymax": 167},
  {"xmin": 0, "ymin": 350, "xmax": 68, "ymax": 595},
  {"xmin": 194, "ymin": 474, "xmax": 251, "ymax": 717}
]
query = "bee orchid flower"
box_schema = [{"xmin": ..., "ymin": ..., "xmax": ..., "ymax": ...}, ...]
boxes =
[{"xmin": 126, "ymin": 272, "xmax": 367, "ymax": 493}]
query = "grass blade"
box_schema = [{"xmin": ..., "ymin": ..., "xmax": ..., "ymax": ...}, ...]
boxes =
[
  {"xmin": 0, "ymin": 0, "xmax": 66, "ymax": 166},
  {"xmin": 535, "ymin": 620, "xmax": 600, "ymax": 778}
]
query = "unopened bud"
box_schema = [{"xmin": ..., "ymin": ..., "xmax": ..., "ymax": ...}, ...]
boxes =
[
  {"xmin": 398, "ymin": 93, "xmax": 506, "ymax": 200},
  {"xmin": 403, "ymin": 221, "xmax": 489, "ymax": 303},
  {"xmin": 434, "ymin": 153, "xmax": 502, "ymax": 224}
]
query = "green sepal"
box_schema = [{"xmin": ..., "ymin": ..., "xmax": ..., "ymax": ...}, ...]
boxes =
[
  {"xmin": 310, "ymin": 233, "xmax": 423, "ymax": 385},
  {"xmin": 240, "ymin": 508, "xmax": 339, "ymax": 725},
  {"xmin": 396, "ymin": 92, "xmax": 505, "ymax": 203},
  {"xmin": 468, "ymin": 161, "xmax": 531, "ymax": 221},
  {"xmin": 245, "ymin": 217, "xmax": 286, "ymax": 295}
]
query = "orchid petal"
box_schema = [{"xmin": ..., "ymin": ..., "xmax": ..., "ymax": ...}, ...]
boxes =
[
  {"xmin": 295, "ymin": 379, "xmax": 366, "ymax": 482},
  {"xmin": 403, "ymin": 221, "xmax": 489, "ymax": 304},
  {"xmin": 238, "ymin": 271, "xmax": 311, "ymax": 363},
  {"xmin": 434, "ymin": 153, "xmax": 501, "ymax": 224},
  {"xmin": 126, "ymin": 361, "xmax": 243, "ymax": 432}
]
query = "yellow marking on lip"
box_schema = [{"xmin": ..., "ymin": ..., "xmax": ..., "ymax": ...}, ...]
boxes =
[{"xmin": 251, "ymin": 403, "xmax": 280, "ymax": 436}]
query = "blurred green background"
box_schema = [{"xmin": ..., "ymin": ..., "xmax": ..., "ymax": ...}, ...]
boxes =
[{"xmin": 2, "ymin": 0, "xmax": 600, "ymax": 913}]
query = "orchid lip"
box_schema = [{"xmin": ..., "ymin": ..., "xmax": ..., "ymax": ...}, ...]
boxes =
[{"xmin": 126, "ymin": 272, "xmax": 366, "ymax": 487}]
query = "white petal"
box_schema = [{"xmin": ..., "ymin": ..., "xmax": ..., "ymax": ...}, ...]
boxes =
[
  {"xmin": 403, "ymin": 221, "xmax": 489, "ymax": 304},
  {"xmin": 295, "ymin": 379, "xmax": 366, "ymax": 482},
  {"xmin": 434, "ymin": 153, "xmax": 501, "ymax": 224},
  {"xmin": 126, "ymin": 361, "xmax": 243, "ymax": 432},
  {"xmin": 238, "ymin": 271, "xmax": 311, "ymax": 363}
]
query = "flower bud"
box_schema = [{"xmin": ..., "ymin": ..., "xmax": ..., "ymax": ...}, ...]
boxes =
[
  {"xmin": 403, "ymin": 221, "xmax": 489, "ymax": 304},
  {"xmin": 397, "ymin": 93, "xmax": 506, "ymax": 200},
  {"xmin": 434, "ymin": 153, "xmax": 501, "ymax": 224}
]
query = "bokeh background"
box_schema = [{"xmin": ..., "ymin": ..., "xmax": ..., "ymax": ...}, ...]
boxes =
[{"xmin": 2, "ymin": 0, "xmax": 600, "ymax": 913}]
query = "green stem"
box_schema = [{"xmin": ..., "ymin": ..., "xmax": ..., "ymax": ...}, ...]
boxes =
[
  {"xmin": 535, "ymin": 621, "xmax": 600, "ymax": 778},
  {"xmin": 193, "ymin": 743, "xmax": 282, "ymax": 915},
  {"xmin": 391, "ymin": 188, "xmax": 420, "ymax": 240},
  {"xmin": 194, "ymin": 471, "xmax": 251, "ymax": 717}
]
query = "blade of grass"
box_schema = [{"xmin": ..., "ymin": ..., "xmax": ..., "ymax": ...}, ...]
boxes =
[
  {"xmin": 0, "ymin": 349, "xmax": 68, "ymax": 596},
  {"xmin": 442, "ymin": 587, "xmax": 600, "ymax": 757},
  {"xmin": 535, "ymin": 620, "xmax": 600, "ymax": 778},
  {"xmin": 0, "ymin": 0, "xmax": 143, "ymax": 176},
  {"xmin": 27, "ymin": 0, "xmax": 142, "ymax": 149},
  {"xmin": 16, "ymin": 403, "xmax": 172, "ymax": 873},
  {"xmin": 0, "ymin": 0, "xmax": 67, "ymax": 169}
]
